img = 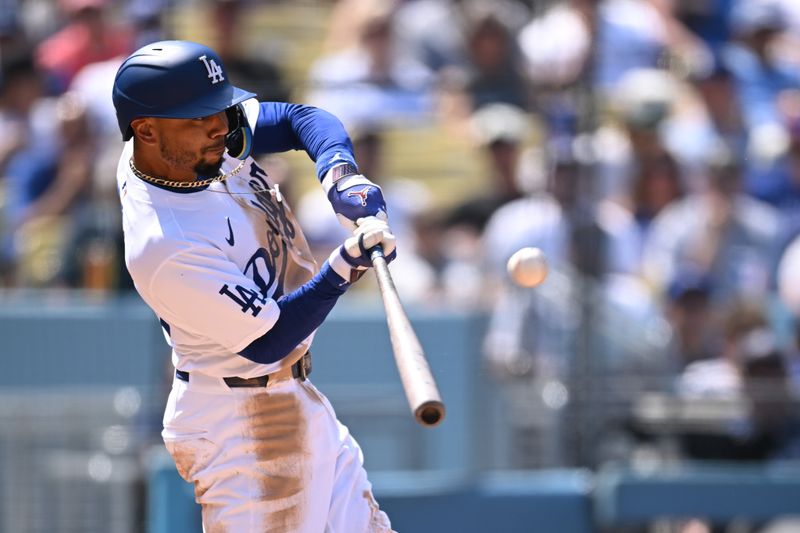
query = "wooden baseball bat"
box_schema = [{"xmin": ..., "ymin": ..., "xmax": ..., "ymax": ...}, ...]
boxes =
[{"xmin": 370, "ymin": 246, "xmax": 446, "ymax": 427}]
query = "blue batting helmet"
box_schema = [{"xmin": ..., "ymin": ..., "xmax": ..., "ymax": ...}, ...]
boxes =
[{"xmin": 112, "ymin": 40, "xmax": 256, "ymax": 144}]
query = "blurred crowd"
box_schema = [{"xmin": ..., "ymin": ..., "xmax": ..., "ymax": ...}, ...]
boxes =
[
  {"xmin": 297, "ymin": 0, "xmax": 800, "ymax": 488},
  {"xmin": 3, "ymin": 0, "xmax": 800, "ymax": 501}
]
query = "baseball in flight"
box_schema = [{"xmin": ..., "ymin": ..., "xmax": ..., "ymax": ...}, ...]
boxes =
[{"xmin": 507, "ymin": 247, "xmax": 548, "ymax": 287}]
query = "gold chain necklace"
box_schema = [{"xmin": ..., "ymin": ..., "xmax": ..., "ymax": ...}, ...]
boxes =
[{"xmin": 128, "ymin": 158, "xmax": 245, "ymax": 189}]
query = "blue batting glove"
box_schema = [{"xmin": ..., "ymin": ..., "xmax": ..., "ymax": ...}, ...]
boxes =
[{"xmin": 323, "ymin": 163, "xmax": 388, "ymax": 230}]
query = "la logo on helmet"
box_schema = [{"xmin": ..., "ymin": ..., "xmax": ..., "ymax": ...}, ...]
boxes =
[{"xmin": 198, "ymin": 55, "xmax": 225, "ymax": 84}]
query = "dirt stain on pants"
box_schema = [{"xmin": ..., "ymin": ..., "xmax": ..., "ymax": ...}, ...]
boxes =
[
  {"xmin": 244, "ymin": 390, "xmax": 308, "ymax": 532},
  {"xmin": 166, "ymin": 438, "xmax": 226, "ymax": 532}
]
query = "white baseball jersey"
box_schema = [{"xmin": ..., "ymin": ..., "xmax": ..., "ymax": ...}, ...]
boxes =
[
  {"xmin": 113, "ymin": 41, "xmax": 393, "ymax": 531},
  {"xmin": 116, "ymin": 141, "xmax": 318, "ymax": 379}
]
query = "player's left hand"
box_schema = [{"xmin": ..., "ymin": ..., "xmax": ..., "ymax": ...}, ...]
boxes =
[
  {"xmin": 326, "ymin": 169, "xmax": 388, "ymax": 230},
  {"xmin": 341, "ymin": 216, "xmax": 397, "ymax": 269}
]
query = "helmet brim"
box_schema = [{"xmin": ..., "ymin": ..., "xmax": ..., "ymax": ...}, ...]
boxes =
[{"xmin": 123, "ymin": 85, "xmax": 257, "ymax": 140}]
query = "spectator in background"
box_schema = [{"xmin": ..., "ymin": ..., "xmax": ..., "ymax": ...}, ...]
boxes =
[
  {"xmin": 775, "ymin": 230, "xmax": 800, "ymax": 396},
  {"xmin": 688, "ymin": 62, "xmax": 745, "ymax": 154},
  {"xmin": 516, "ymin": 0, "xmax": 594, "ymax": 91},
  {"xmin": 126, "ymin": 0, "xmax": 168, "ymax": 51},
  {"xmin": 518, "ymin": 0, "xmax": 710, "ymax": 164},
  {"xmin": 432, "ymin": 0, "xmax": 531, "ymax": 141},
  {"xmin": 722, "ymin": 0, "xmax": 800, "ymax": 171},
  {"xmin": 598, "ymin": 68, "xmax": 715, "ymax": 199},
  {"xmin": 672, "ymin": 0, "xmax": 747, "ymax": 171},
  {"xmin": 744, "ymin": 90, "xmax": 800, "ymax": 224},
  {"xmin": 669, "ymin": 315, "xmax": 800, "ymax": 533},
  {"xmin": 307, "ymin": 0, "xmax": 433, "ymax": 129},
  {"xmin": 443, "ymin": 103, "xmax": 530, "ymax": 235},
  {"xmin": 663, "ymin": 271, "xmax": 720, "ymax": 373},
  {"xmin": 596, "ymin": 0, "xmax": 658, "ymax": 86},
  {"xmin": 518, "ymin": 0, "xmax": 709, "ymax": 93},
  {"xmin": 672, "ymin": 0, "xmax": 736, "ymax": 63},
  {"xmin": 49, "ymin": 93, "xmax": 106, "ymax": 290},
  {"xmin": 740, "ymin": 332, "xmax": 800, "ymax": 461},
  {"xmin": 209, "ymin": 0, "xmax": 290, "ymax": 103},
  {"xmin": 778, "ymin": 229, "xmax": 800, "ymax": 321},
  {"xmin": 0, "ymin": 50, "xmax": 54, "ymax": 281},
  {"xmin": 455, "ymin": 1, "xmax": 530, "ymax": 111},
  {"xmin": 591, "ymin": 68, "xmax": 678, "ymax": 202},
  {"xmin": 0, "ymin": 47, "xmax": 33, "ymax": 178},
  {"xmin": 676, "ymin": 298, "xmax": 763, "ymax": 397},
  {"xmin": 0, "ymin": 8, "xmax": 27, "ymax": 60},
  {"xmin": 625, "ymin": 151, "xmax": 685, "ymax": 237},
  {"xmin": 394, "ymin": 0, "xmax": 529, "ymax": 80},
  {"xmin": 776, "ymin": 0, "xmax": 800, "ymax": 37},
  {"xmin": 776, "ymin": 229, "xmax": 800, "ymax": 382},
  {"xmin": 393, "ymin": 0, "xmax": 468, "ymax": 73},
  {"xmin": 35, "ymin": 0, "xmax": 132, "ymax": 94},
  {"xmin": 597, "ymin": 70, "xmax": 697, "ymax": 253},
  {"xmin": 642, "ymin": 144, "xmax": 780, "ymax": 305},
  {"xmin": 679, "ymin": 324, "xmax": 800, "ymax": 462},
  {"xmin": 0, "ymin": 51, "xmax": 93, "ymax": 287}
]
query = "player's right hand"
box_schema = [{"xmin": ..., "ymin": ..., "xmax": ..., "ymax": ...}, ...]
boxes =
[{"xmin": 341, "ymin": 216, "xmax": 397, "ymax": 269}]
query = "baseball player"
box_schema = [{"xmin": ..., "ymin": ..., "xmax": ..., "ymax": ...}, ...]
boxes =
[{"xmin": 111, "ymin": 40, "xmax": 396, "ymax": 532}]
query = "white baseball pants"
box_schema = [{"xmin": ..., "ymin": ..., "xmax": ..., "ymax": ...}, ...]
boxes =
[{"xmin": 162, "ymin": 372, "xmax": 394, "ymax": 532}]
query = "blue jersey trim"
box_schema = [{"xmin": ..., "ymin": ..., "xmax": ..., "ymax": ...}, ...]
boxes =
[
  {"xmin": 137, "ymin": 177, "xmax": 210, "ymax": 194},
  {"xmin": 159, "ymin": 318, "xmax": 171, "ymax": 337}
]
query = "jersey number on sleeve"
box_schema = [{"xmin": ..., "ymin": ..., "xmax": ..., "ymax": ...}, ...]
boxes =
[{"xmin": 219, "ymin": 284, "xmax": 267, "ymax": 316}]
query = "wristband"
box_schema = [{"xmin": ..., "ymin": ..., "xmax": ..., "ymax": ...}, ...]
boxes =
[
  {"xmin": 322, "ymin": 163, "xmax": 364, "ymax": 195},
  {"xmin": 331, "ymin": 163, "xmax": 359, "ymax": 181}
]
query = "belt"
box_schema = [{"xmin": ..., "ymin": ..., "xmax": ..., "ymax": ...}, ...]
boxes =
[{"xmin": 175, "ymin": 352, "xmax": 311, "ymax": 388}]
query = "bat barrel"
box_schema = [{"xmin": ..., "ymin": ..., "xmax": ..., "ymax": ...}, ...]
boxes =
[{"xmin": 370, "ymin": 246, "xmax": 446, "ymax": 428}]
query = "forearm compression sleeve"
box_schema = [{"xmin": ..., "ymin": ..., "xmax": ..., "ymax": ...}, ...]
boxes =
[{"xmin": 238, "ymin": 261, "xmax": 348, "ymax": 364}]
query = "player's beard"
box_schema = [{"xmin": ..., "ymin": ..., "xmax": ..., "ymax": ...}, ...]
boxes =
[
  {"xmin": 159, "ymin": 139, "xmax": 225, "ymax": 178},
  {"xmin": 194, "ymin": 156, "xmax": 225, "ymax": 178}
]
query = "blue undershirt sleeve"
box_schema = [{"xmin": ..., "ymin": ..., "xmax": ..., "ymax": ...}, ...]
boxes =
[
  {"xmin": 252, "ymin": 102, "xmax": 357, "ymax": 180},
  {"xmin": 238, "ymin": 261, "xmax": 349, "ymax": 365}
]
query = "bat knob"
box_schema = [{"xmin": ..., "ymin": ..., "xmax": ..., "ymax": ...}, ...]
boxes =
[{"xmin": 416, "ymin": 401, "xmax": 446, "ymax": 427}]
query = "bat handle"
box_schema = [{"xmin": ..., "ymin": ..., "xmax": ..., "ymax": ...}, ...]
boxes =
[
  {"xmin": 369, "ymin": 244, "xmax": 392, "ymax": 292},
  {"xmin": 369, "ymin": 244, "xmax": 385, "ymax": 263}
]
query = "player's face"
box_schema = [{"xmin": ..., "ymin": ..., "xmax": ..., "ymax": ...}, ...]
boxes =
[{"xmin": 155, "ymin": 111, "xmax": 230, "ymax": 177}]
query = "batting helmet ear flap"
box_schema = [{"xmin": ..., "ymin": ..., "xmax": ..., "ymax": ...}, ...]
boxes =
[{"xmin": 224, "ymin": 104, "xmax": 253, "ymax": 160}]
